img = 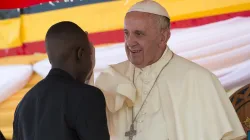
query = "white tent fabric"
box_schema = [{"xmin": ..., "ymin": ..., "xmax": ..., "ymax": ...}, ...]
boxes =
[
  {"xmin": 0, "ymin": 65, "xmax": 33, "ymax": 103},
  {"xmin": 29, "ymin": 17, "xmax": 250, "ymax": 91},
  {"xmin": 33, "ymin": 59, "xmax": 51, "ymax": 78}
]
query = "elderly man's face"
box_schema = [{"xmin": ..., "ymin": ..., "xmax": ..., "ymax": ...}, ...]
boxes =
[{"xmin": 124, "ymin": 11, "xmax": 168, "ymax": 68}]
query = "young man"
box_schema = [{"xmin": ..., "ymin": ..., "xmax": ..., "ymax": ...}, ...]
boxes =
[{"xmin": 12, "ymin": 21, "xmax": 110, "ymax": 140}]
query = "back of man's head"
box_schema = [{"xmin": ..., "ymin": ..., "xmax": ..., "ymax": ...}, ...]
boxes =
[{"xmin": 45, "ymin": 21, "xmax": 92, "ymax": 80}]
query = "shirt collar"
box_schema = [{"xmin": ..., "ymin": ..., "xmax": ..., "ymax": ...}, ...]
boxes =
[{"xmin": 134, "ymin": 47, "xmax": 171, "ymax": 77}]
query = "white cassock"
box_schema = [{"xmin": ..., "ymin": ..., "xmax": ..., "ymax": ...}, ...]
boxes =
[{"xmin": 94, "ymin": 48, "xmax": 246, "ymax": 140}]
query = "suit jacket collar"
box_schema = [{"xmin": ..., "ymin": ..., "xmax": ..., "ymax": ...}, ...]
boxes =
[{"xmin": 47, "ymin": 68, "xmax": 75, "ymax": 81}]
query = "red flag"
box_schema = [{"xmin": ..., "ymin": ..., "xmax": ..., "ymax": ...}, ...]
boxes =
[{"xmin": 0, "ymin": 0, "xmax": 59, "ymax": 9}]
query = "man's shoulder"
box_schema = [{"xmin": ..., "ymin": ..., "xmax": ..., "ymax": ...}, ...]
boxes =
[
  {"xmin": 70, "ymin": 82, "xmax": 104, "ymax": 99},
  {"xmin": 71, "ymin": 81, "xmax": 100, "ymax": 91},
  {"xmin": 22, "ymin": 78, "xmax": 47, "ymax": 96},
  {"xmin": 111, "ymin": 60, "xmax": 130, "ymax": 67},
  {"xmin": 170, "ymin": 54, "xmax": 214, "ymax": 77},
  {"xmin": 100, "ymin": 60, "xmax": 130, "ymax": 75}
]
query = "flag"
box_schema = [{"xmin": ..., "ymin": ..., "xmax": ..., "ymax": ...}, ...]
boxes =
[{"xmin": 0, "ymin": 0, "xmax": 59, "ymax": 9}]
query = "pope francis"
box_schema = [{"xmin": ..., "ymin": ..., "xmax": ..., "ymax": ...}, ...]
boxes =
[{"xmin": 94, "ymin": 0, "xmax": 246, "ymax": 140}]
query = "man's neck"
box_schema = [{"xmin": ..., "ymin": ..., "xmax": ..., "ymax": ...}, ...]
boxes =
[
  {"xmin": 52, "ymin": 65, "xmax": 77, "ymax": 80},
  {"xmin": 137, "ymin": 46, "xmax": 167, "ymax": 69},
  {"xmin": 151, "ymin": 46, "xmax": 167, "ymax": 65}
]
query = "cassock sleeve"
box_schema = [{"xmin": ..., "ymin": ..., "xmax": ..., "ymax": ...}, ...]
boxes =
[
  {"xmin": 210, "ymin": 74, "xmax": 246, "ymax": 140},
  {"xmin": 176, "ymin": 70, "xmax": 246, "ymax": 140},
  {"xmin": 95, "ymin": 69, "xmax": 136, "ymax": 113},
  {"xmin": 74, "ymin": 88, "xmax": 110, "ymax": 140}
]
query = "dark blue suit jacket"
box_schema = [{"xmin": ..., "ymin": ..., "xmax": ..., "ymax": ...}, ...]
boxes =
[{"xmin": 13, "ymin": 68, "xmax": 110, "ymax": 140}]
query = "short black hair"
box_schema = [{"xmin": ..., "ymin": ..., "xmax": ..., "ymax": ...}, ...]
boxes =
[{"xmin": 45, "ymin": 21, "xmax": 88, "ymax": 66}]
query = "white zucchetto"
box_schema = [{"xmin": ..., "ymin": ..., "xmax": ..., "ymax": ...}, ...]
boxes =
[{"xmin": 127, "ymin": 0, "xmax": 170, "ymax": 19}]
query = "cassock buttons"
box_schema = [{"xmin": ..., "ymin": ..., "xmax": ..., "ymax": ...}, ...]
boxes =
[{"xmin": 139, "ymin": 120, "xmax": 144, "ymax": 123}]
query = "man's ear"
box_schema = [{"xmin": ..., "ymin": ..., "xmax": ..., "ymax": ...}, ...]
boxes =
[
  {"xmin": 76, "ymin": 47, "xmax": 84, "ymax": 60},
  {"xmin": 160, "ymin": 29, "xmax": 171, "ymax": 47}
]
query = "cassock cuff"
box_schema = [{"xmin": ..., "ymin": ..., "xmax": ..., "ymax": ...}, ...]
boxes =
[
  {"xmin": 116, "ymin": 83, "xmax": 136, "ymax": 107},
  {"xmin": 95, "ymin": 68, "xmax": 136, "ymax": 113}
]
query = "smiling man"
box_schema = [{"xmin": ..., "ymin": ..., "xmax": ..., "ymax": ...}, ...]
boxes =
[{"xmin": 95, "ymin": 0, "xmax": 246, "ymax": 140}]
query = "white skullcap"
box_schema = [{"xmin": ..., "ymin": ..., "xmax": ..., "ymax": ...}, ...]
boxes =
[{"xmin": 127, "ymin": 0, "xmax": 170, "ymax": 19}]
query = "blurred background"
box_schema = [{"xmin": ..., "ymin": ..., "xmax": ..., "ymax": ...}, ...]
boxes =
[{"xmin": 0, "ymin": 0, "xmax": 250, "ymax": 139}]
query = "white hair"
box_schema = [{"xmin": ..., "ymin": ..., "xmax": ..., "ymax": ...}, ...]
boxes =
[{"xmin": 157, "ymin": 15, "xmax": 170, "ymax": 30}]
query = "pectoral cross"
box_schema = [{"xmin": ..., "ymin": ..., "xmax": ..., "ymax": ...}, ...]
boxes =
[{"xmin": 125, "ymin": 124, "xmax": 137, "ymax": 140}]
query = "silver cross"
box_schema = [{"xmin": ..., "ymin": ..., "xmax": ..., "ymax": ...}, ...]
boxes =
[{"xmin": 125, "ymin": 124, "xmax": 137, "ymax": 140}]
